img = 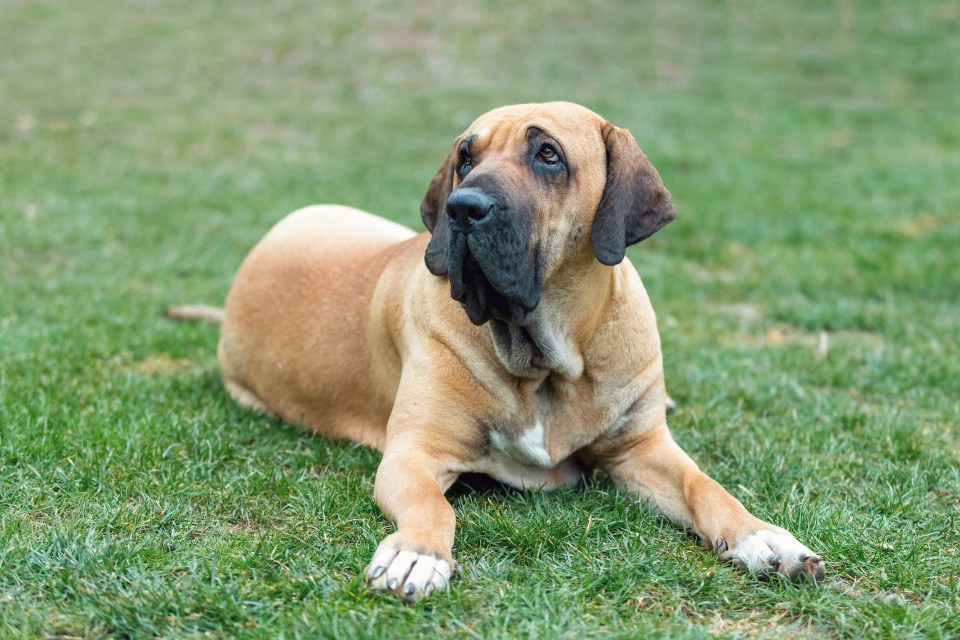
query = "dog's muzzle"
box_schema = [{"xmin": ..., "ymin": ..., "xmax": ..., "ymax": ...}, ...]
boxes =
[
  {"xmin": 446, "ymin": 188, "xmax": 495, "ymax": 228},
  {"xmin": 444, "ymin": 188, "xmax": 541, "ymax": 327}
]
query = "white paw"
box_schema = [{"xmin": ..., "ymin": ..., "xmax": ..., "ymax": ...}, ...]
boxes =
[
  {"xmin": 719, "ymin": 528, "xmax": 825, "ymax": 582},
  {"xmin": 364, "ymin": 543, "xmax": 453, "ymax": 603}
]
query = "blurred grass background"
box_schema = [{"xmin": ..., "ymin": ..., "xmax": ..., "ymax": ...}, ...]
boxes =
[{"xmin": 1, "ymin": 1, "xmax": 958, "ymax": 638}]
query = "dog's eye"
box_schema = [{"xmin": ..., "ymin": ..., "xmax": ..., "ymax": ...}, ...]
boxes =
[
  {"xmin": 458, "ymin": 149, "xmax": 472, "ymax": 175},
  {"xmin": 538, "ymin": 145, "xmax": 559, "ymax": 166}
]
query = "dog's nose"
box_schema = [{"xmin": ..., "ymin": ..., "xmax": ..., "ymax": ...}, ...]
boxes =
[{"xmin": 446, "ymin": 188, "xmax": 494, "ymax": 227}]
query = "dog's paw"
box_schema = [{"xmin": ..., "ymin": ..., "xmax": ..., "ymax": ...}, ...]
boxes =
[
  {"xmin": 718, "ymin": 528, "xmax": 825, "ymax": 583},
  {"xmin": 364, "ymin": 535, "xmax": 455, "ymax": 603}
]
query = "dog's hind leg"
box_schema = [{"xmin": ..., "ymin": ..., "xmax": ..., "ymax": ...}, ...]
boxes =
[
  {"xmin": 165, "ymin": 304, "xmax": 270, "ymax": 414},
  {"xmin": 223, "ymin": 379, "xmax": 273, "ymax": 416}
]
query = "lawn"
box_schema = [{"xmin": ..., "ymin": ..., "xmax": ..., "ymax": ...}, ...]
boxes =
[{"xmin": 1, "ymin": 0, "xmax": 958, "ymax": 638}]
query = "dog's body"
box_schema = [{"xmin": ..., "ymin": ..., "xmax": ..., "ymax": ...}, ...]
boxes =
[
  {"xmin": 173, "ymin": 102, "xmax": 824, "ymax": 602},
  {"xmin": 218, "ymin": 203, "xmax": 661, "ymax": 489}
]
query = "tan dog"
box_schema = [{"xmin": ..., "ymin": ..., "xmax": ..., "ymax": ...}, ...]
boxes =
[{"xmin": 169, "ymin": 102, "xmax": 824, "ymax": 602}]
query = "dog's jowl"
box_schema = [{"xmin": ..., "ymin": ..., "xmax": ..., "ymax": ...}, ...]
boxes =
[{"xmin": 169, "ymin": 102, "xmax": 824, "ymax": 603}]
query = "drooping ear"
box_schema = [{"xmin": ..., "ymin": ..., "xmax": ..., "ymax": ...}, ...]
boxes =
[
  {"xmin": 591, "ymin": 124, "xmax": 676, "ymax": 266},
  {"xmin": 420, "ymin": 149, "xmax": 456, "ymax": 276}
]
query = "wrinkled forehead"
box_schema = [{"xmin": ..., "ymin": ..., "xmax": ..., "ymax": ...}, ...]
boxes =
[{"xmin": 463, "ymin": 102, "xmax": 607, "ymax": 159}]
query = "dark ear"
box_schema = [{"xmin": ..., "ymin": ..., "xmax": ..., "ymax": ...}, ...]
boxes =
[
  {"xmin": 591, "ymin": 124, "xmax": 676, "ymax": 266},
  {"xmin": 420, "ymin": 149, "xmax": 456, "ymax": 276}
]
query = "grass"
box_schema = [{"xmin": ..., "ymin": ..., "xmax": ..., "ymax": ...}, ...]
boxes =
[{"xmin": 1, "ymin": 0, "xmax": 958, "ymax": 637}]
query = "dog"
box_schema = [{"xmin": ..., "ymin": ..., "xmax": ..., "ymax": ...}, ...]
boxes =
[{"xmin": 167, "ymin": 101, "xmax": 825, "ymax": 602}]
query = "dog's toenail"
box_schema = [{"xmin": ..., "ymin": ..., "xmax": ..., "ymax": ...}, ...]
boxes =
[
  {"xmin": 715, "ymin": 537, "xmax": 727, "ymax": 553},
  {"xmin": 388, "ymin": 578, "xmax": 398, "ymax": 590},
  {"xmin": 369, "ymin": 566, "xmax": 385, "ymax": 579},
  {"xmin": 404, "ymin": 583, "xmax": 416, "ymax": 596}
]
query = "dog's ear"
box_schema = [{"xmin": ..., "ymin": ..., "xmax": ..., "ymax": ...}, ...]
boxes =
[
  {"xmin": 421, "ymin": 149, "xmax": 456, "ymax": 276},
  {"xmin": 591, "ymin": 124, "xmax": 676, "ymax": 266}
]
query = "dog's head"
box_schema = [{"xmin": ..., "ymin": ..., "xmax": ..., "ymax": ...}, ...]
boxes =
[{"xmin": 421, "ymin": 102, "xmax": 675, "ymax": 326}]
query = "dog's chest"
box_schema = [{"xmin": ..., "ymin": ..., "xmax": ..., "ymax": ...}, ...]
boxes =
[
  {"xmin": 488, "ymin": 419, "xmax": 552, "ymax": 468},
  {"xmin": 474, "ymin": 365, "xmax": 646, "ymax": 489},
  {"xmin": 480, "ymin": 415, "xmax": 584, "ymax": 490},
  {"xmin": 480, "ymin": 380, "xmax": 622, "ymax": 486}
]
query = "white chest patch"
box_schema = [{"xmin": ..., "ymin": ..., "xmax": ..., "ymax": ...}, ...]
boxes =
[{"xmin": 490, "ymin": 420, "xmax": 553, "ymax": 468}]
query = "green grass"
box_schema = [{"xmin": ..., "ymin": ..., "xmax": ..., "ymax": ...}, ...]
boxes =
[{"xmin": 2, "ymin": 0, "xmax": 959, "ymax": 637}]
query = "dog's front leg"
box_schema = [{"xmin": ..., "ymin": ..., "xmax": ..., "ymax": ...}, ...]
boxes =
[
  {"xmin": 364, "ymin": 437, "xmax": 460, "ymax": 603},
  {"xmin": 592, "ymin": 421, "xmax": 825, "ymax": 582}
]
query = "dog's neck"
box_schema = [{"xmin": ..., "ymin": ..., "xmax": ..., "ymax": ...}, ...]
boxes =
[{"xmin": 488, "ymin": 260, "xmax": 615, "ymax": 380}]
